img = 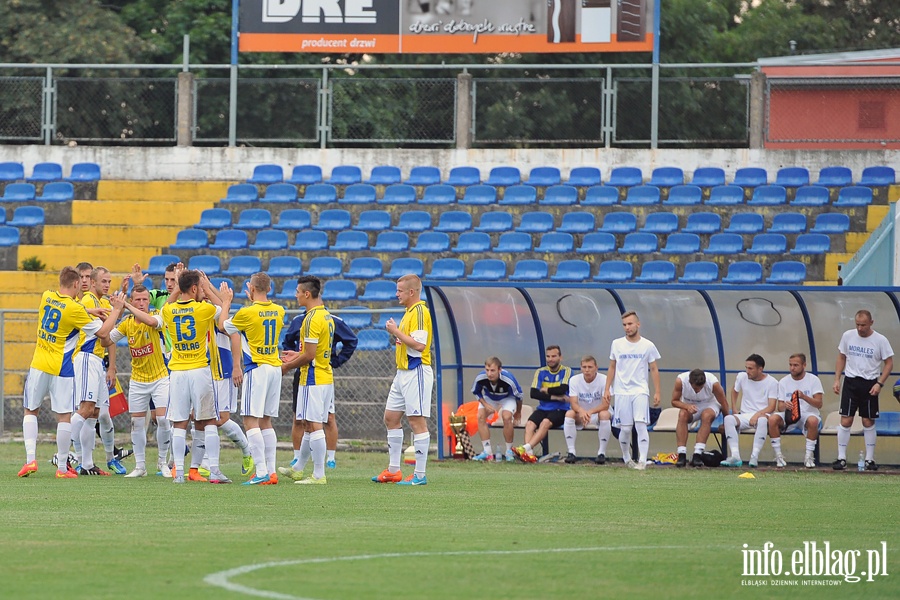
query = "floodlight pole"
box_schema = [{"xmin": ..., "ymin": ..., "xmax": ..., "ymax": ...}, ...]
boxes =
[
  {"xmin": 228, "ymin": 0, "xmax": 240, "ymax": 147},
  {"xmin": 650, "ymin": 0, "xmax": 661, "ymax": 149}
]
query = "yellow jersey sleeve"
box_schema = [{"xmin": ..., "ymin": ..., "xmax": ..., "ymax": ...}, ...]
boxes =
[
  {"xmin": 298, "ymin": 306, "xmax": 334, "ymax": 386},
  {"xmin": 395, "ymin": 301, "xmax": 432, "ymax": 370},
  {"xmin": 226, "ymin": 302, "xmax": 284, "ymax": 372}
]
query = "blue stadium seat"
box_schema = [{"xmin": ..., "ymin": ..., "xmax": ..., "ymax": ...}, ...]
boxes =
[
  {"xmin": 594, "ymin": 260, "xmax": 633, "ymax": 282},
  {"xmin": 790, "ymin": 233, "xmax": 830, "ymax": 255},
  {"xmin": 790, "ymin": 186, "xmax": 829, "ymax": 207},
  {"xmin": 622, "ymin": 185, "xmax": 660, "ymax": 206},
  {"xmin": 775, "ymin": 167, "xmax": 810, "ymax": 188},
  {"xmin": 679, "ymin": 261, "xmax": 719, "ymax": 284},
  {"xmin": 419, "ymin": 184, "xmax": 456, "ymax": 205},
  {"xmin": 509, "ymin": 259, "xmax": 549, "ymax": 281},
  {"xmin": 722, "ymin": 261, "xmax": 762, "ymax": 284},
  {"xmin": 314, "ymin": 209, "xmax": 352, "ymax": 231},
  {"xmin": 474, "ymin": 211, "xmax": 513, "ymax": 233},
  {"xmin": 301, "ymin": 183, "xmax": 338, "ymax": 203},
  {"xmin": 427, "ymin": 258, "xmax": 465, "ymax": 279},
  {"xmin": 434, "ymin": 211, "xmax": 472, "ymax": 233},
  {"xmin": 290, "ymin": 230, "xmax": 329, "ymax": 251},
  {"xmin": 354, "ymin": 210, "xmax": 392, "ymax": 231},
  {"xmin": 322, "ymin": 280, "xmax": 357, "ymax": 302},
  {"xmin": 262, "ymin": 183, "xmax": 298, "ymax": 203},
  {"xmin": 810, "ymin": 213, "xmax": 850, "ymax": 234},
  {"xmin": 1, "ymin": 183, "xmax": 36, "ymax": 201},
  {"xmin": 147, "ymin": 254, "xmax": 179, "ymax": 275},
  {"xmin": 286, "ymin": 164, "xmax": 322, "ymax": 185},
  {"xmin": 446, "ymin": 166, "xmax": 480, "ymax": 186},
  {"xmin": 8, "ymin": 206, "xmax": 45, "ymax": 227},
  {"xmin": 340, "ymin": 183, "xmax": 377, "ymax": 204},
  {"xmin": 394, "ymin": 210, "xmax": 432, "ymax": 232},
  {"xmin": 607, "ymin": 166, "xmax": 643, "ymax": 187},
  {"xmin": 875, "ymin": 411, "xmax": 900, "ymax": 436},
  {"xmin": 493, "ymin": 232, "xmax": 532, "ymax": 252},
  {"xmin": 273, "ymin": 209, "xmax": 311, "ymax": 230},
  {"xmin": 747, "ymin": 233, "xmax": 787, "ymax": 255},
  {"xmin": 748, "ymin": 185, "xmax": 787, "ymax": 206},
  {"xmin": 525, "ymin": 167, "xmax": 561, "ymax": 187},
  {"xmin": 558, "ymin": 212, "xmax": 595, "ymax": 234},
  {"xmin": 691, "ymin": 167, "xmax": 726, "ymax": 187},
  {"xmin": 648, "ymin": 167, "xmax": 684, "ymax": 187},
  {"xmin": 404, "ymin": 166, "xmax": 442, "ymax": 186},
  {"xmin": 359, "ymin": 280, "xmax": 396, "ymax": 301},
  {"xmin": 498, "ymin": 185, "xmax": 537, "ymax": 205},
  {"xmin": 374, "ymin": 311, "xmax": 405, "ymax": 328},
  {"xmin": 459, "ymin": 184, "xmax": 497, "ymax": 205},
  {"xmin": 550, "ymin": 260, "xmax": 591, "ymax": 282},
  {"xmin": 337, "ymin": 306, "xmax": 373, "ymax": 329},
  {"xmin": 468, "ymin": 259, "xmax": 507, "ymax": 281},
  {"xmin": 516, "ymin": 211, "xmax": 554, "ymax": 233},
  {"xmin": 859, "ymin": 166, "xmax": 895, "ymax": 186},
  {"xmin": 540, "ymin": 185, "xmax": 578, "ymax": 206},
  {"xmin": 682, "ymin": 212, "xmax": 721, "ymax": 235},
  {"xmin": 171, "ymin": 229, "xmax": 208, "ymax": 249},
  {"xmin": 577, "ymin": 232, "xmax": 616, "ymax": 254},
  {"xmin": 385, "ymin": 257, "xmax": 424, "ymax": 278},
  {"xmin": 366, "ymin": 166, "xmax": 401, "ymax": 185},
  {"xmin": 307, "ymin": 256, "xmax": 343, "ymax": 277},
  {"xmin": 329, "ymin": 230, "xmax": 369, "ymax": 251},
  {"xmin": 371, "ymin": 231, "xmax": 410, "ymax": 252},
  {"xmin": 598, "ymin": 212, "xmax": 637, "ymax": 234},
  {"xmin": 345, "ymin": 257, "xmax": 384, "ymax": 279},
  {"xmin": 664, "ymin": 185, "xmax": 702, "ymax": 206},
  {"xmin": 768, "ymin": 212, "xmax": 807, "ymax": 234},
  {"xmin": 0, "ymin": 225, "xmax": 19, "ymax": 246},
  {"xmin": 453, "ymin": 232, "xmax": 491, "ymax": 253},
  {"xmin": 725, "ymin": 213, "xmax": 764, "ymax": 234},
  {"xmin": 195, "ymin": 208, "xmax": 232, "ymax": 229},
  {"xmin": 412, "ymin": 232, "xmax": 450, "ymax": 253},
  {"xmin": 535, "ymin": 232, "xmax": 574, "ymax": 253},
  {"xmin": 835, "ymin": 187, "xmax": 872, "ymax": 206},
  {"xmin": 250, "ymin": 230, "xmax": 289, "ymax": 250},
  {"xmin": 188, "ymin": 254, "xmax": 221, "ymax": 275},
  {"xmin": 767, "ymin": 261, "xmax": 807, "ymax": 284},
  {"xmin": 267, "ymin": 256, "xmax": 303, "ymax": 277},
  {"xmin": 28, "ymin": 162, "xmax": 63, "ymax": 182},
  {"xmin": 222, "ymin": 256, "xmax": 262, "ymax": 277},
  {"xmin": 484, "ymin": 166, "xmax": 521, "ymax": 187},
  {"xmin": 640, "ymin": 212, "xmax": 678, "ymax": 234},
  {"xmin": 221, "ymin": 183, "xmax": 258, "ymax": 203},
  {"xmin": 816, "ymin": 166, "xmax": 852, "ymax": 187},
  {"xmin": 36, "ymin": 182, "xmax": 74, "ymax": 202},
  {"xmin": 210, "ymin": 229, "xmax": 249, "ymax": 250},
  {"xmin": 706, "ymin": 184, "xmax": 744, "ymax": 205},
  {"xmin": 733, "ymin": 167, "xmax": 767, "ymax": 187},
  {"xmin": 661, "ymin": 233, "xmax": 700, "ymax": 254},
  {"xmin": 233, "ymin": 208, "xmax": 272, "ymax": 230},
  {"xmin": 0, "ymin": 210, "xmax": 5, "ymax": 224},
  {"xmin": 567, "ymin": 167, "xmax": 602, "ymax": 187},
  {"xmin": 704, "ymin": 233, "xmax": 743, "ymax": 254},
  {"xmin": 0, "ymin": 162, "xmax": 24, "ymax": 181},
  {"xmin": 326, "ymin": 165, "xmax": 362, "ymax": 185},
  {"xmin": 248, "ymin": 164, "xmax": 283, "ymax": 184},
  {"xmin": 356, "ymin": 329, "xmax": 391, "ymax": 351},
  {"xmin": 276, "ymin": 279, "xmax": 300, "ymax": 300},
  {"xmin": 379, "ymin": 184, "xmax": 417, "ymax": 204},
  {"xmin": 635, "ymin": 260, "xmax": 676, "ymax": 283},
  {"xmin": 582, "ymin": 186, "xmax": 619, "ymax": 206}
]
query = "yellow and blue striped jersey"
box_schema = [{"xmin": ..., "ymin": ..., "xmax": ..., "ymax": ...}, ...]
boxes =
[
  {"xmin": 161, "ymin": 300, "xmax": 220, "ymax": 371},
  {"xmin": 31, "ymin": 291, "xmax": 101, "ymax": 377},
  {"xmin": 110, "ymin": 311, "xmax": 168, "ymax": 383},
  {"xmin": 395, "ymin": 300, "xmax": 432, "ymax": 370},
  {"xmin": 75, "ymin": 291, "xmax": 111, "ymax": 359},
  {"xmin": 208, "ymin": 326, "xmax": 232, "ymax": 381},
  {"xmin": 223, "ymin": 301, "xmax": 285, "ymax": 373},
  {"xmin": 297, "ymin": 306, "xmax": 334, "ymax": 386}
]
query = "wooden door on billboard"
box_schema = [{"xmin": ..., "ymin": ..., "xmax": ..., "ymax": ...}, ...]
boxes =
[
  {"xmin": 547, "ymin": 0, "xmax": 577, "ymax": 43},
  {"xmin": 617, "ymin": 0, "xmax": 645, "ymax": 42}
]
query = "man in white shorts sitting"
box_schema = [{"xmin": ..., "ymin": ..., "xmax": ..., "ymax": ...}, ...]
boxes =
[
  {"xmin": 471, "ymin": 356, "xmax": 523, "ymax": 462},
  {"xmin": 768, "ymin": 353, "xmax": 823, "ymax": 469},
  {"xmin": 564, "ymin": 355, "xmax": 611, "ymax": 464},
  {"xmin": 671, "ymin": 369, "xmax": 729, "ymax": 468},
  {"xmin": 721, "ymin": 354, "xmax": 779, "ymax": 468}
]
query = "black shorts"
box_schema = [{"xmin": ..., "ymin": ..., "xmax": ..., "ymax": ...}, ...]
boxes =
[
  {"xmin": 291, "ymin": 369, "xmax": 300, "ymax": 413},
  {"xmin": 840, "ymin": 376, "xmax": 880, "ymax": 419},
  {"xmin": 528, "ymin": 408, "xmax": 567, "ymax": 429}
]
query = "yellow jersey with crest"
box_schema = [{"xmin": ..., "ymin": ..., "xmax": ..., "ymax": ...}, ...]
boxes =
[
  {"xmin": 31, "ymin": 291, "xmax": 100, "ymax": 377},
  {"xmin": 111, "ymin": 311, "xmax": 168, "ymax": 383},
  {"xmin": 75, "ymin": 291, "xmax": 111, "ymax": 360},
  {"xmin": 224, "ymin": 301, "xmax": 285, "ymax": 373},
  {"xmin": 395, "ymin": 300, "xmax": 432, "ymax": 370},
  {"xmin": 297, "ymin": 305, "xmax": 333, "ymax": 386},
  {"xmin": 161, "ymin": 300, "xmax": 220, "ymax": 371}
]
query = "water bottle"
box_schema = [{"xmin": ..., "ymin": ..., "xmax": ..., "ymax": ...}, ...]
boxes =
[{"xmin": 857, "ymin": 451, "xmax": 865, "ymax": 472}]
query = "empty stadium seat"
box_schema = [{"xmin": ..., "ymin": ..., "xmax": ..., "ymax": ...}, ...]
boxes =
[
  {"xmin": 468, "ymin": 259, "xmax": 507, "ymax": 281},
  {"xmin": 434, "ymin": 211, "xmax": 473, "ymax": 233},
  {"xmin": 359, "ymin": 280, "xmax": 396, "ymax": 301},
  {"xmin": 816, "ymin": 166, "xmax": 852, "ymax": 187},
  {"xmin": 233, "ymin": 209, "xmax": 272, "ymax": 230},
  {"xmin": 314, "ymin": 209, "xmax": 352, "ymax": 231},
  {"xmin": 374, "ymin": 311, "xmax": 405, "ymax": 328},
  {"xmin": 640, "ymin": 212, "xmax": 678, "ymax": 234},
  {"xmin": 648, "ymin": 167, "xmax": 684, "ymax": 187},
  {"xmin": 706, "ymin": 184, "xmax": 743, "ymax": 205},
  {"xmin": 36, "ymin": 182, "xmax": 74, "ymax": 202},
  {"xmin": 679, "ymin": 261, "xmax": 719, "ymax": 283},
  {"xmin": 768, "ymin": 212, "xmax": 807, "ymax": 234},
  {"xmin": 691, "ymin": 167, "xmax": 726, "ymax": 187},
  {"xmin": 540, "ymin": 185, "xmax": 578, "ymax": 206},
  {"xmin": 682, "ymin": 212, "xmax": 721, "ymax": 234},
  {"xmin": 635, "ymin": 260, "xmax": 676, "ymax": 283},
  {"xmin": 147, "ymin": 254, "xmax": 179, "ymax": 275},
  {"xmin": 485, "ymin": 166, "xmax": 521, "ymax": 187},
  {"xmin": 0, "ymin": 211, "xmax": 5, "ymax": 224},
  {"xmin": 419, "ymin": 184, "xmax": 456, "ymax": 205},
  {"xmin": 248, "ymin": 164, "xmax": 283, "ymax": 184},
  {"xmin": 262, "ymin": 183, "xmax": 298, "ymax": 203},
  {"xmin": 622, "ymin": 185, "xmax": 660, "ymax": 206},
  {"xmin": 594, "ymin": 261, "xmax": 633, "ymax": 282},
  {"xmin": 460, "ymin": 184, "xmax": 497, "ymax": 205},
  {"xmin": 327, "ymin": 165, "xmax": 362, "ymax": 185},
  {"xmin": 525, "ymin": 166, "xmax": 561, "ymax": 186},
  {"xmin": 210, "ymin": 230, "xmax": 248, "ymax": 250},
  {"xmin": 790, "ymin": 233, "xmax": 830, "ymax": 254},
  {"xmin": 810, "ymin": 213, "xmax": 850, "ymax": 234},
  {"xmin": 385, "ymin": 257, "xmax": 424, "ymax": 278},
  {"xmin": 582, "ymin": 186, "xmax": 619, "ymax": 206},
  {"xmin": 493, "ymin": 232, "xmax": 532, "ymax": 252},
  {"xmin": 516, "ymin": 211, "xmax": 554, "ymax": 233},
  {"xmin": 340, "ymin": 183, "xmax": 377, "ymax": 204},
  {"xmin": 171, "ymin": 229, "xmax": 208, "ymax": 249},
  {"xmin": 276, "ymin": 279, "xmax": 300, "ymax": 300},
  {"xmin": 267, "ymin": 256, "xmax": 303, "ymax": 277},
  {"xmin": 357, "ymin": 329, "xmax": 391, "ymax": 351},
  {"xmin": 345, "ymin": 257, "xmax": 384, "ymax": 279},
  {"xmin": 195, "ymin": 208, "xmax": 232, "ymax": 229},
  {"xmin": 567, "ymin": 167, "xmax": 602, "ymax": 187},
  {"xmin": 188, "ymin": 254, "xmax": 221, "ymax": 275},
  {"xmin": 446, "ymin": 166, "xmax": 480, "ymax": 186},
  {"xmin": 732, "ymin": 167, "xmax": 767, "ymax": 187},
  {"xmin": 404, "ymin": 166, "xmax": 442, "ymax": 186},
  {"xmin": 366, "ymin": 165, "xmax": 401, "ymax": 185},
  {"xmin": 859, "ymin": 166, "xmax": 895, "ymax": 186},
  {"xmin": 475, "ymin": 212, "xmax": 513, "ymax": 233},
  {"xmin": 725, "ymin": 213, "xmax": 764, "ymax": 234},
  {"xmin": 1, "ymin": 183, "xmax": 36, "ymax": 201},
  {"xmin": 722, "ymin": 261, "xmax": 762, "ymax": 284},
  {"xmin": 308, "ymin": 256, "xmax": 343, "ymax": 277},
  {"xmin": 8, "ymin": 206, "xmax": 45, "ymax": 227},
  {"xmin": 330, "ymin": 231, "xmax": 369, "ymax": 251},
  {"xmin": 664, "ymin": 184, "xmax": 702, "ymax": 206},
  {"xmin": 290, "ymin": 230, "xmax": 329, "ymax": 251},
  {"xmin": 453, "ymin": 232, "xmax": 492, "ymax": 253},
  {"xmin": 412, "ymin": 232, "xmax": 450, "ymax": 252},
  {"xmin": 498, "ymin": 184, "xmax": 537, "ymax": 205},
  {"xmin": 767, "ymin": 261, "xmax": 806, "ymax": 284},
  {"xmin": 322, "ymin": 280, "xmax": 357, "ymax": 301},
  {"xmin": 286, "ymin": 164, "xmax": 322, "ymax": 185},
  {"xmin": 0, "ymin": 225, "xmax": 19, "ymax": 246},
  {"xmin": 427, "ymin": 258, "xmax": 465, "ymax": 279},
  {"xmin": 302, "ymin": 183, "xmax": 338, "ymax": 203},
  {"xmin": 221, "ymin": 183, "xmax": 258, "ymax": 203},
  {"xmin": 535, "ymin": 232, "xmax": 574, "ymax": 253},
  {"xmin": 550, "ymin": 260, "xmax": 591, "ymax": 282},
  {"xmin": 748, "ymin": 185, "xmax": 787, "ymax": 206},
  {"xmin": 661, "ymin": 233, "xmax": 700, "ymax": 254},
  {"xmin": 598, "ymin": 212, "xmax": 637, "ymax": 234},
  {"xmin": 607, "ymin": 166, "xmax": 643, "ymax": 187},
  {"xmin": 379, "ymin": 184, "xmax": 417, "ymax": 204},
  {"xmin": 250, "ymin": 230, "xmax": 289, "ymax": 250},
  {"xmin": 337, "ymin": 306, "xmax": 373, "ymax": 329},
  {"xmin": 272, "ymin": 209, "xmax": 311, "ymax": 230},
  {"xmin": 747, "ymin": 233, "xmax": 787, "ymax": 254},
  {"xmin": 835, "ymin": 186, "xmax": 872, "ymax": 206},
  {"xmin": 704, "ymin": 233, "xmax": 743, "ymax": 254},
  {"xmin": 222, "ymin": 256, "xmax": 262, "ymax": 277},
  {"xmin": 775, "ymin": 167, "xmax": 810, "ymax": 188},
  {"xmin": 354, "ymin": 210, "xmax": 392, "ymax": 231},
  {"xmin": 577, "ymin": 232, "xmax": 616, "ymax": 254},
  {"xmin": 509, "ymin": 259, "xmax": 549, "ymax": 281},
  {"xmin": 618, "ymin": 232, "xmax": 658, "ymax": 254},
  {"xmin": 371, "ymin": 231, "xmax": 410, "ymax": 252},
  {"xmin": 790, "ymin": 186, "xmax": 830, "ymax": 207},
  {"xmin": 558, "ymin": 212, "xmax": 595, "ymax": 234},
  {"xmin": 394, "ymin": 210, "xmax": 432, "ymax": 232},
  {"xmin": 28, "ymin": 162, "xmax": 63, "ymax": 182},
  {"xmin": 0, "ymin": 162, "xmax": 24, "ymax": 181}
]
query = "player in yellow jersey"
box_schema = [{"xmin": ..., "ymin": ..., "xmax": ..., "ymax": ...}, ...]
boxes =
[
  {"xmin": 161, "ymin": 269, "xmax": 229, "ymax": 484},
  {"xmin": 20, "ymin": 267, "xmax": 124, "ymax": 478},
  {"xmin": 372, "ymin": 274, "xmax": 433, "ymax": 486},
  {"xmin": 278, "ymin": 276, "xmax": 334, "ymax": 485},
  {"xmin": 221, "ymin": 272, "xmax": 285, "ymax": 485}
]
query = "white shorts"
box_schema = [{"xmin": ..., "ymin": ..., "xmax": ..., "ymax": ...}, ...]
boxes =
[
  {"xmin": 73, "ymin": 353, "xmax": 109, "ymax": 408},
  {"xmin": 297, "ymin": 384, "xmax": 335, "ymax": 424},
  {"xmin": 168, "ymin": 369, "xmax": 217, "ymax": 422},
  {"xmin": 483, "ymin": 398, "xmax": 518, "ymax": 415},
  {"xmin": 612, "ymin": 394, "xmax": 649, "ymax": 427},
  {"xmin": 729, "ymin": 413, "xmax": 768, "ymax": 430},
  {"xmin": 685, "ymin": 402, "xmax": 721, "ymax": 423},
  {"xmin": 240, "ymin": 364, "xmax": 281, "ymax": 419},
  {"xmin": 385, "ymin": 365, "xmax": 433, "ymax": 418},
  {"xmin": 780, "ymin": 412, "xmax": 822, "ymax": 436},
  {"xmin": 23, "ymin": 368, "xmax": 76, "ymax": 414},
  {"xmin": 128, "ymin": 377, "xmax": 170, "ymax": 414},
  {"xmin": 215, "ymin": 377, "xmax": 237, "ymax": 414}
]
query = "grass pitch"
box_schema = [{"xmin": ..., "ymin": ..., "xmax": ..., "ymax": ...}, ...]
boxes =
[{"xmin": 2, "ymin": 443, "xmax": 898, "ymax": 599}]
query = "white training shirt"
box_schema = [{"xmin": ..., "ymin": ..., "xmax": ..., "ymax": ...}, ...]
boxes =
[
  {"xmin": 778, "ymin": 372, "xmax": 824, "ymax": 418},
  {"xmin": 609, "ymin": 336, "xmax": 661, "ymax": 395},
  {"xmin": 677, "ymin": 371, "xmax": 719, "ymax": 405},
  {"xmin": 733, "ymin": 372, "xmax": 779, "ymax": 414},
  {"xmin": 838, "ymin": 329, "xmax": 894, "ymax": 380},
  {"xmin": 568, "ymin": 372, "xmax": 608, "ymax": 408}
]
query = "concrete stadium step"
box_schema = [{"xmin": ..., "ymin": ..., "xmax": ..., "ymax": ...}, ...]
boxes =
[
  {"xmin": 97, "ymin": 180, "xmax": 234, "ymax": 203},
  {"xmin": 16, "ymin": 245, "xmax": 162, "ymax": 273},
  {"xmin": 4, "ymin": 342, "xmax": 32, "ymax": 371},
  {"xmin": 72, "ymin": 200, "xmax": 214, "ymax": 226},
  {"xmin": 5, "ymin": 372, "xmax": 25, "ymax": 396},
  {"xmin": 3, "ymin": 319, "xmax": 39, "ymax": 343},
  {"xmin": 42, "ymin": 225, "xmax": 185, "ymax": 247},
  {"xmin": 825, "ymin": 253, "xmax": 852, "ymax": 281},
  {"xmin": 3, "ymin": 272, "xmax": 60, "ymax": 293},
  {"xmin": 0, "ymin": 293, "xmax": 40, "ymax": 310}
]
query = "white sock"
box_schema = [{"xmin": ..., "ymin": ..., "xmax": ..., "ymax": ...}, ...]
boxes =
[
  {"xmin": 131, "ymin": 417, "xmax": 147, "ymax": 470},
  {"xmin": 635, "ymin": 421, "xmax": 649, "ymax": 463},
  {"xmin": 863, "ymin": 425, "xmax": 876, "ymax": 461},
  {"xmin": 505, "ymin": 442, "xmax": 513, "ymax": 453},
  {"xmin": 677, "ymin": 446, "xmax": 687, "ymax": 455},
  {"xmin": 413, "ymin": 431, "xmax": 430, "ymax": 478},
  {"xmin": 326, "ymin": 449, "xmax": 336, "ymax": 462},
  {"xmin": 23, "ymin": 414, "xmax": 38, "ymax": 463},
  {"xmin": 172, "ymin": 428, "xmax": 187, "ymax": 476},
  {"xmin": 523, "ymin": 443, "xmax": 533, "ymax": 455},
  {"xmin": 56, "ymin": 422, "xmax": 72, "ymax": 472},
  {"xmin": 563, "ymin": 418, "xmax": 577, "ymax": 454},
  {"xmin": 836, "ymin": 425, "xmax": 850, "ymax": 460},
  {"xmin": 597, "ymin": 420, "xmax": 611, "ymax": 455},
  {"xmin": 805, "ymin": 438, "xmax": 817, "ymax": 455},
  {"xmin": 262, "ymin": 428, "xmax": 277, "ymax": 475},
  {"xmin": 246, "ymin": 428, "xmax": 267, "ymax": 477},
  {"xmin": 190, "ymin": 425, "xmax": 205, "ymax": 469},
  {"xmin": 723, "ymin": 415, "xmax": 740, "ymax": 459},
  {"xmin": 618, "ymin": 425, "xmax": 633, "ymax": 462},
  {"xmin": 482, "ymin": 440, "xmax": 492, "ymax": 454},
  {"xmin": 771, "ymin": 437, "xmax": 782, "ymax": 455},
  {"xmin": 694, "ymin": 442, "xmax": 706, "ymax": 455},
  {"xmin": 293, "ymin": 448, "xmax": 303, "ymax": 463},
  {"xmin": 387, "ymin": 428, "xmax": 403, "ymax": 472},
  {"xmin": 296, "ymin": 434, "xmax": 311, "ymax": 472},
  {"xmin": 156, "ymin": 417, "xmax": 172, "ymax": 463},
  {"xmin": 204, "ymin": 425, "xmax": 220, "ymax": 470},
  {"xmin": 81, "ymin": 417, "xmax": 97, "ymax": 469},
  {"xmin": 69, "ymin": 413, "xmax": 85, "ymax": 463},
  {"xmin": 99, "ymin": 406, "xmax": 115, "ymax": 459},
  {"xmin": 751, "ymin": 419, "xmax": 767, "ymax": 459},
  {"xmin": 310, "ymin": 429, "xmax": 326, "ymax": 479},
  {"xmin": 220, "ymin": 419, "xmax": 250, "ymax": 455}
]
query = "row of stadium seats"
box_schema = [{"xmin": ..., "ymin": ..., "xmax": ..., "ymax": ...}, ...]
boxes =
[
  {"xmin": 0, "ymin": 162, "xmax": 101, "ymax": 183},
  {"xmin": 245, "ymin": 163, "xmax": 896, "ymax": 188},
  {"xmin": 0, "ymin": 182, "xmax": 78, "ymax": 202},
  {"xmin": 220, "ymin": 182, "xmax": 875, "ymax": 207},
  {"xmin": 0, "ymin": 206, "xmax": 45, "ymax": 227}
]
